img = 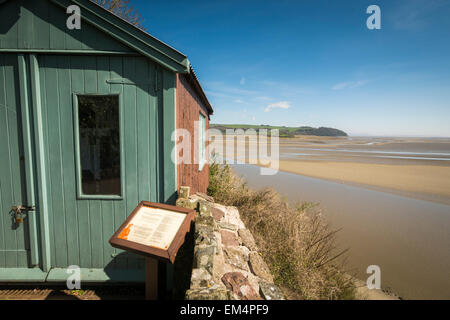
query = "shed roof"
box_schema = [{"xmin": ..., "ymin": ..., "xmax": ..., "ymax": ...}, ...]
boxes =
[
  {"xmin": 75, "ymin": 0, "xmax": 214, "ymax": 114},
  {"xmin": 0, "ymin": 0, "xmax": 213, "ymax": 114},
  {"xmin": 188, "ymin": 66, "xmax": 213, "ymax": 115},
  {"xmin": 51, "ymin": 0, "xmax": 190, "ymax": 72}
]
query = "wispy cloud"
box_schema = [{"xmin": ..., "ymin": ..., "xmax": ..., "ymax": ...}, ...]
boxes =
[
  {"xmin": 390, "ymin": 0, "xmax": 449, "ymax": 31},
  {"xmin": 240, "ymin": 77, "xmax": 246, "ymax": 85},
  {"xmin": 264, "ymin": 101, "xmax": 291, "ymax": 112},
  {"xmin": 332, "ymin": 80, "xmax": 368, "ymax": 90},
  {"xmin": 234, "ymin": 99, "xmax": 246, "ymax": 104}
]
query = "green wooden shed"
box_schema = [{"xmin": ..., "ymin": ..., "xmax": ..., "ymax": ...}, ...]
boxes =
[{"xmin": 0, "ymin": 0, "xmax": 212, "ymax": 284}]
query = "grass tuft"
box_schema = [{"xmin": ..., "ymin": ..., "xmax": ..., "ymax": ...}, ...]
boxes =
[{"xmin": 208, "ymin": 160, "xmax": 355, "ymax": 300}]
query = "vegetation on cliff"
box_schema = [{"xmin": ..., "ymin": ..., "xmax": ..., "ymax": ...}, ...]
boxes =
[
  {"xmin": 207, "ymin": 160, "xmax": 355, "ymax": 300},
  {"xmin": 210, "ymin": 124, "xmax": 348, "ymax": 137}
]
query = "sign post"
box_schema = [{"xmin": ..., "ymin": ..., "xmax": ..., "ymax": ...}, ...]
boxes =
[
  {"xmin": 109, "ymin": 201, "xmax": 195, "ymax": 300},
  {"xmin": 145, "ymin": 257, "xmax": 159, "ymax": 300}
]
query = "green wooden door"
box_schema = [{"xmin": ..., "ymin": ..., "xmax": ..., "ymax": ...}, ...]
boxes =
[
  {"xmin": 36, "ymin": 54, "xmax": 169, "ymax": 271},
  {"xmin": 0, "ymin": 54, "xmax": 36, "ymax": 269}
]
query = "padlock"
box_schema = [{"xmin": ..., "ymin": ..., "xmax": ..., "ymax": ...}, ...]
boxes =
[
  {"xmin": 11, "ymin": 205, "xmax": 24, "ymax": 224},
  {"xmin": 15, "ymin": 211, "xmax": 23, "ymax": 224}
]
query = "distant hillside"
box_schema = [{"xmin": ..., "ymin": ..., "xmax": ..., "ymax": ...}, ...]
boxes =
[{"xmin": 210, "ymin": 124, "xmax": 348, "ymax": 137}]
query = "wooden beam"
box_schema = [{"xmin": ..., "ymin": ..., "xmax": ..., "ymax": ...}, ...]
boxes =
[
  {"xmin": 29, "ymin": 54, "xmax": 52, "ymax": 272},
  {"xmin": 145, "ymin": 257, "xmax": 159, "ymax": 300},
  {"xmin": 17, "ymin": 54, "xmax": 39, "ymax": 267},
  {"xmin": 0, "ymin": 49, "xmax": 138, "ymax": 55}
]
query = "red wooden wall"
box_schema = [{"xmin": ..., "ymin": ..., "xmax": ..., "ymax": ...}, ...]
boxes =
[{"xmin": 176, "ymin": 73, "xmax": 210, "ymax": 195}]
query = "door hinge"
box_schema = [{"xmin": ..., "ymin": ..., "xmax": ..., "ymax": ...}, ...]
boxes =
[{"xmin": 12, "ymin": 205, "xmax": 35, "ymax": 212}]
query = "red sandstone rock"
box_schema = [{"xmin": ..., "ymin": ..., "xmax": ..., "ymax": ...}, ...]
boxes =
[
  {"xmin": 220, "ymin": 230, "xmax": 239, "ymax": 246},
  {"xmin": 211, "ymin": 207, "xmax": 225, "ymax": 222},
  {"xmin": 223, "ymin": 246, "xmax": 249, "ymax": 271},
  {"xmin": 238, "ymin": 228, "xmax": 258, "ymax": 251},
  {"xmin": 249, "ymin": 252, "xmax": 273, "ymax": 282},
  {"xmin": 221, "ymin": 272, "xmax": 261, "ymax": 300}
]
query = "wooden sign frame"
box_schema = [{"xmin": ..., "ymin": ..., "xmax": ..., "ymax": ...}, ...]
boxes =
[{"xmin": 109, "ymin": 201, "xmax": 195, "ymax": 264}]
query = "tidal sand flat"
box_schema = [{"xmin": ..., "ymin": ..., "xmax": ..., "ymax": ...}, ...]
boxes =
[
  {"xmin": 232, "ymin": 164, "xmax": 450, "ymax": 300},
  {"xmin": 275, "ymin": 137, "xmax": 450, "ymax": 204},
  {"xmin": 276, "ymin": 160, "xmax": 450, "ymax": 204},
  {"xmin": 218, "ymin": 136, "xmax": 450, "ymax": 299},
  {"xmin": 218, "ymin": 135, "xmax": 450, "ymax": 205}
]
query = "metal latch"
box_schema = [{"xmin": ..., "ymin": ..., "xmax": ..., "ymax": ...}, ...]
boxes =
[{"xmin": 11, "ymin": 205, "xmax": 35, "ymax": 224}]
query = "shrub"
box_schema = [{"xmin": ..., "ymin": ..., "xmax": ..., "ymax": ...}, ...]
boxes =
[{"xmin": 208, "ymin": 160, "xmax": 355, "ymax": 300}]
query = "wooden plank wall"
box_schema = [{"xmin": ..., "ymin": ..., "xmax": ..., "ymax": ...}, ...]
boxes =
[
  {"xmin": 0, "ymin": 0, "xmax": 134, "ymax": 52},
  {"xmin": 0, "ymin": 54, "xmax": 28, "ymax": 268},
  {"xmin": 176, "ymin": 74, "xmax": 210, "ymax": 195},
  {"xmin": 37, "ymin": 54, "xmax": 167, "ymax": 269}
]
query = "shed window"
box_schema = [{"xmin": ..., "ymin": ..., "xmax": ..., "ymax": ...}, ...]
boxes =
[
  {"xmin": 199, "ymin": 113, "xmax": 206, "ymax": 171},
  {"xmin": 75, "ymin": 95, "xmax": 121, "ymax": 196}
]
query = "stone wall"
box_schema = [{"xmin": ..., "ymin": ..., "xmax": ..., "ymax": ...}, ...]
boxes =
[{"xmin": 176, "ymin": 187, "xmax": 284, "ymax": 300}]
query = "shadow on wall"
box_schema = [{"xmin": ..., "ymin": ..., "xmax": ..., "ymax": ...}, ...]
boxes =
[{"xmin": 0, "ymin": 0, "xmax": 20, "ymax": 35}]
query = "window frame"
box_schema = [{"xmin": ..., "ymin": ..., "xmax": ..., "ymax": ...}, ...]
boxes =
[
  {"xmin": 72, "ymin": 93, "xmax": 125, "ymax": 200},
  {"xmin": 198, "ymin": 112, "xmax": 206, "ymax": 171}
]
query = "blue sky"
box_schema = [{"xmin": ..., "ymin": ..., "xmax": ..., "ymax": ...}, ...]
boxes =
[{"xmin": 133, "ymin": 0, "xmax": 450, "ymax": 137}]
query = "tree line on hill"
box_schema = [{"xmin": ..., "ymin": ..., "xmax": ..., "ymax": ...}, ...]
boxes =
[{"xmin": 210, "ymin": 124, "xmax": 348, "ymax": 137}]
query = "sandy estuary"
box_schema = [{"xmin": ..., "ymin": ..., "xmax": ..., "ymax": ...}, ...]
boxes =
[{"xmin": 218, "ymin": 136, "xmax": 450, "ymax": 299}]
